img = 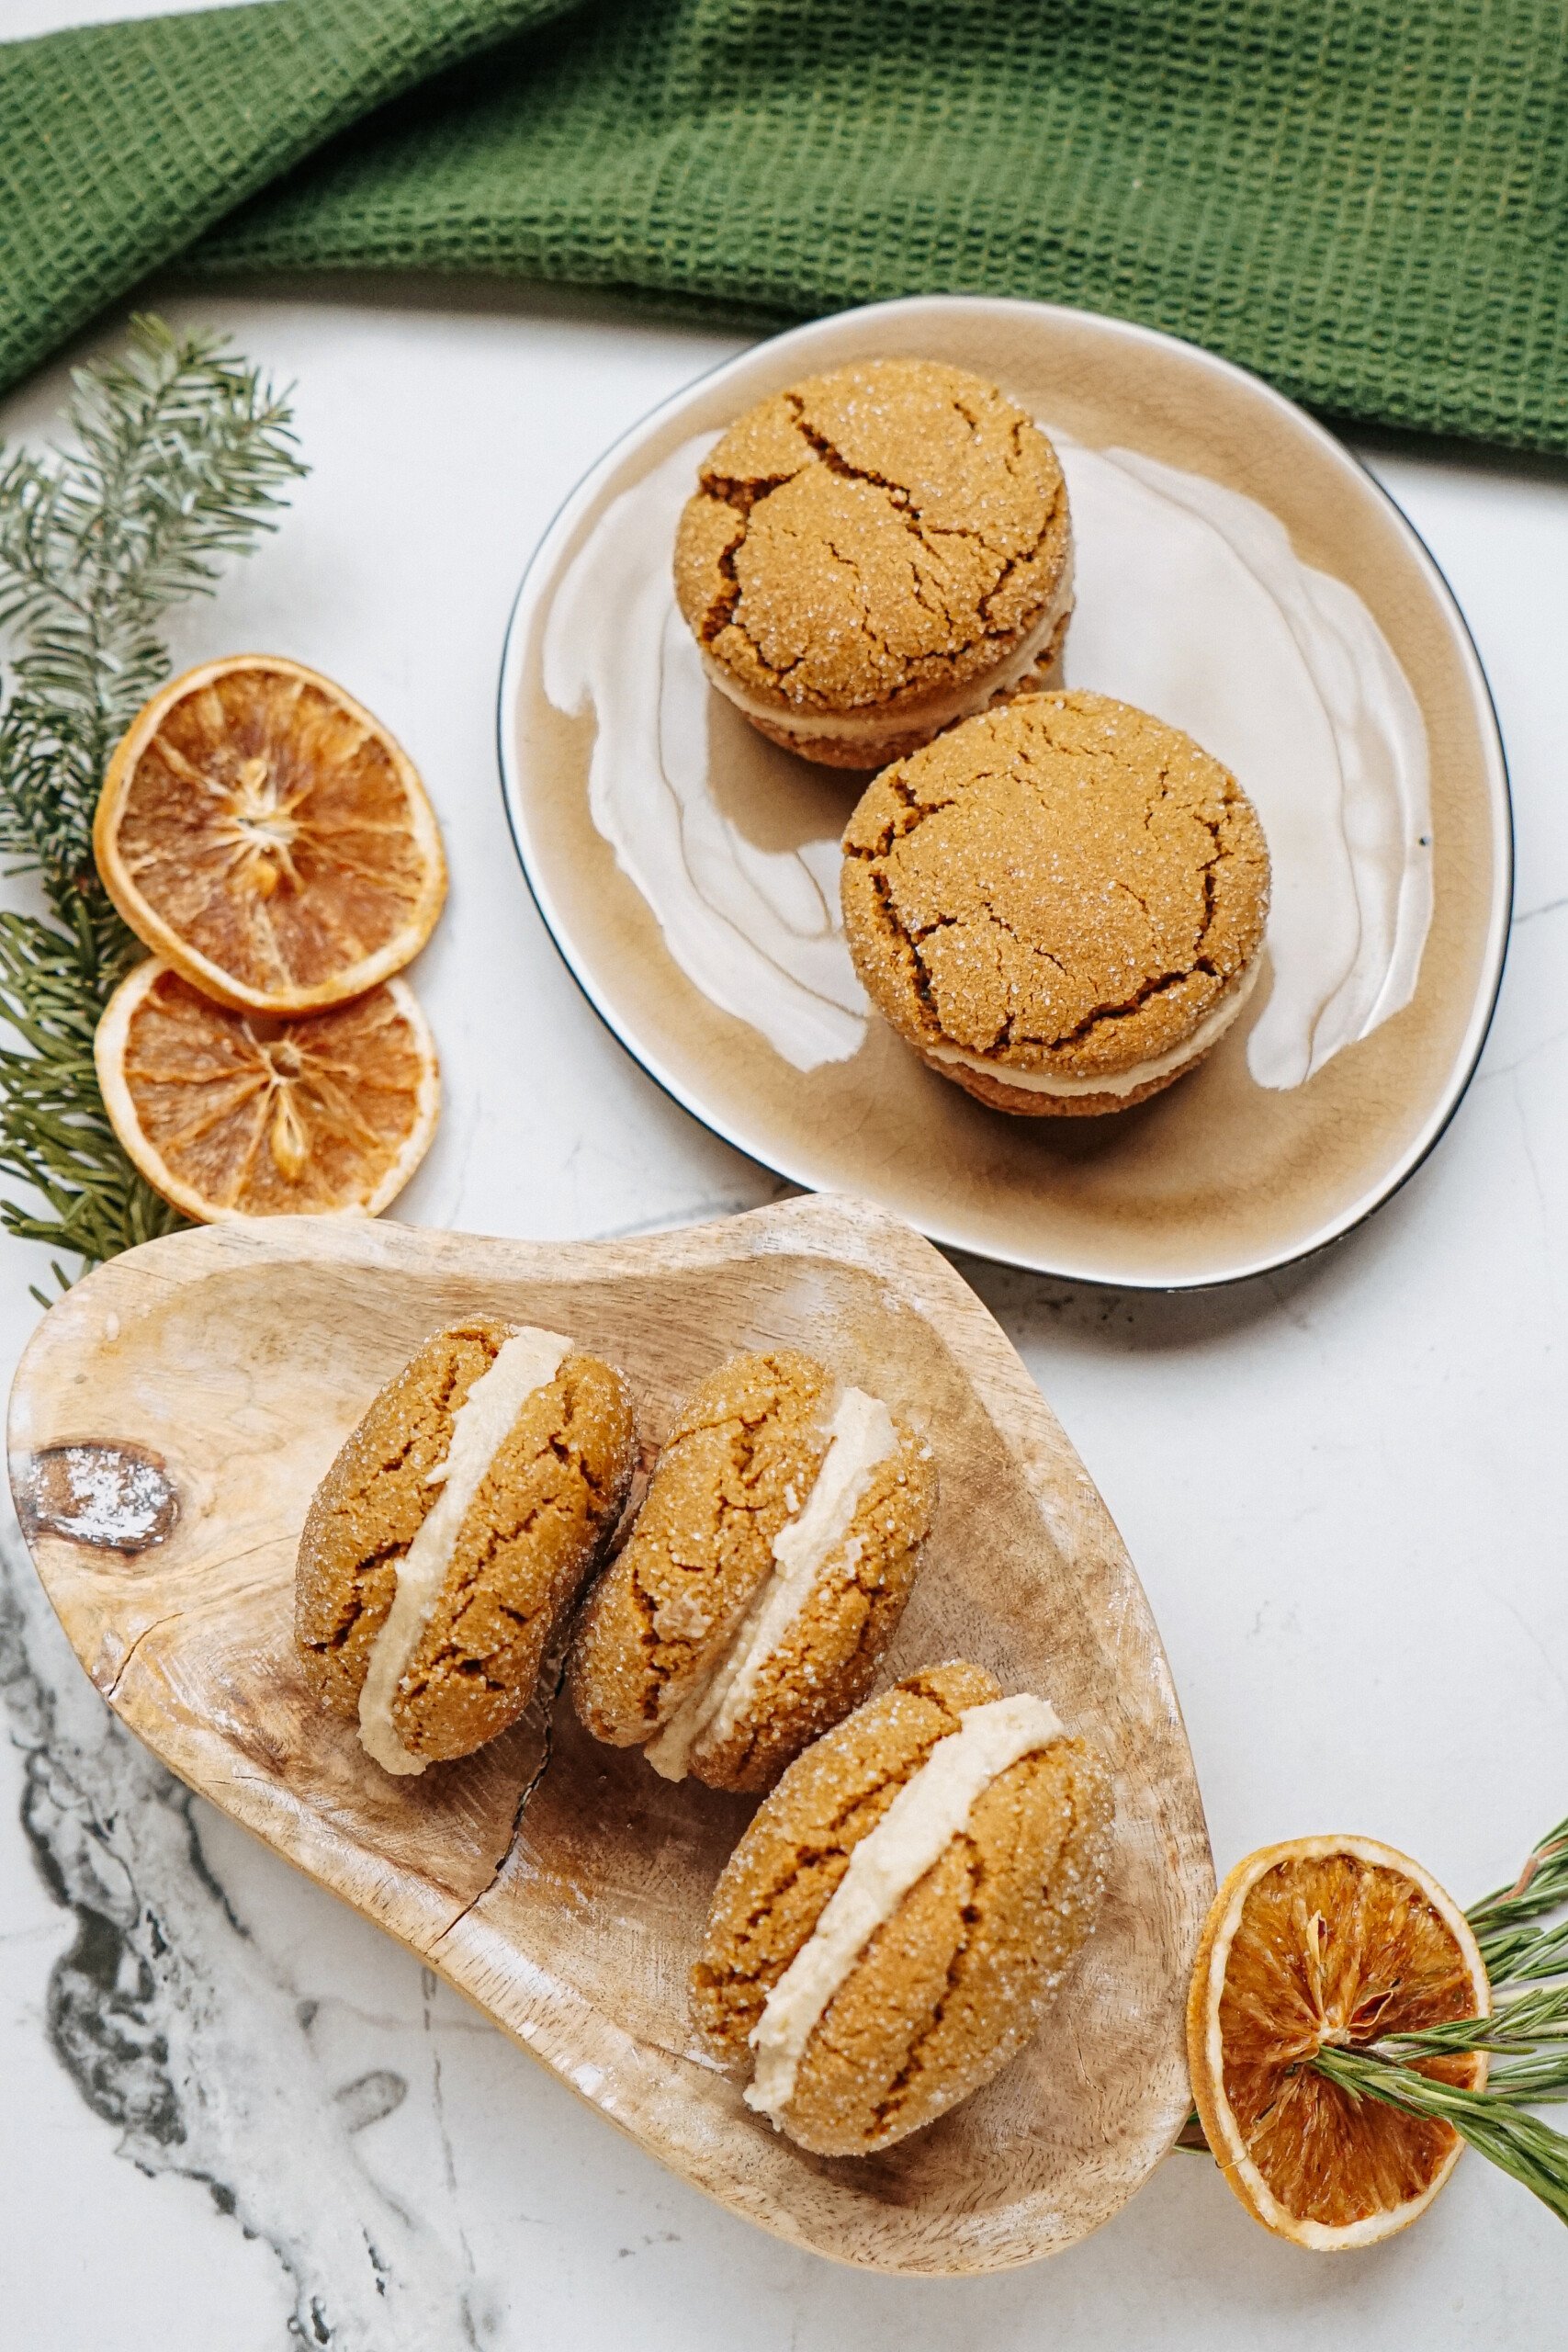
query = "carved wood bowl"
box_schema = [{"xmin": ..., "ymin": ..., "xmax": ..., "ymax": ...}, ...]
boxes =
[{"xmin": 7, "ymin": 1194, "xmax": 1212, "ymax": 2273}]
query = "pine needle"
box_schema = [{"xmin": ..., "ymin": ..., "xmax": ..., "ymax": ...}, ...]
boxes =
[{"xmin": 0, "ymin": 315, "xmax": 306, "ymax": 1279}]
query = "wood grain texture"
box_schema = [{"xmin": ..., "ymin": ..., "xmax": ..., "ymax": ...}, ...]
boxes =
[{"xmin": 6, "ymin": 1193, "xmax": 1212, "ymax": 2273}]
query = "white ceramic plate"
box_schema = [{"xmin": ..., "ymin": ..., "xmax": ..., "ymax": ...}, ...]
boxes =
[{"xmin": 498, "ymin": 297, "xmax": 1510, "ymax": 1288}]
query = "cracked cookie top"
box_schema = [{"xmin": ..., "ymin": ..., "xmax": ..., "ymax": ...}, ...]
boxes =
[
  {"xmin": 567, "ymin": 1349, "xmax": 933, "ymax": 1793},
  {"xmin": 691, "ymin": 1662, "xmax": 1113, "ymax": 2156},
  {"xmin": 295, "ymin": 1319, "xmax": 636, "ymax": 1765},
  {"xmin": 841, "ymin": 690, "xmax": 1271, "ymax": 1083},
  {"xmin": 569, "ymin": 1349, "xmax": 834, "ymax": 1749},
  {"xmin": 673, "ymin": 359, "xmax": 1070, "ymax": 717}
]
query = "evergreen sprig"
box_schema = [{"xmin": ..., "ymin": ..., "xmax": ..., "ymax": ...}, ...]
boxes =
[
  {"xmin": 1314, "ymin": 2044, "xmax": 1568, "ymax": 2226},
  {"xmin": 1469, "ymin": 1815, "xmax": 1568, "ymax": 1977},
  {"xmin": 1308, "ymin": 1815, "xmax": 1568, "ymax": 2222},
  {"xmin": 0, "ymin": 316, "xmax": 306, "ymax": 1282},
  {"xmin": 1179, "ymin": 1813, "xmax": 1568, "ymax": 2225}
]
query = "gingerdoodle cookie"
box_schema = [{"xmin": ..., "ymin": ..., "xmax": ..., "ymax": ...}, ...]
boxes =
[
  {"xmin": 568, "ymin": 1350, "xmax": 934, "ymax": 1792},
  {"xmin": 673, "ymin": 358, "xmax": 1073, "ymax": 770},
  {"xmin": 297, "ymin": 1320, "xmax": 635, "ymax": 1775},
  {"xmin": 692, "ymin": 1662, "xmax": 1113, "ymax": 2155},
  {"xmin": 841, "ymin": 689, "xmax": 1270, "ymax": 1114}
]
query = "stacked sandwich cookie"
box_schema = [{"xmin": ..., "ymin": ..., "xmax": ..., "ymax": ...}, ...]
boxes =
[
  {"xmin": 295, "ymin": 1335, "xmax": 1111, "ymax": 2160},
  {"xmin": 671, "ymin": 358, "xmax": 1272, "ymax": 1115},
  {"xmin": 692, "ymin": 1662, "xmax": 1113, "ymax": 2154},
  {"xmin": 674, "ymin": 358, "xmax": 1074, "ymax": 771},
  {"xmin": 569, "ymin": 1350, "xmax": 934, "ymax": 1792},
  {"xmin": 841, "ymin": 690, "xmax": 1270, "ymax": 1114},
  {"xmin": 296, "ymin": 1319, "xmax": 635, "ymax": 1773}
]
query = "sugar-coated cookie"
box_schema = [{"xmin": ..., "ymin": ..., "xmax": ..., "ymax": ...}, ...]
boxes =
[
  {"xmin": 692, "ymin": 1662, "xmax": 1112, "ymax": 2154},
  {"xmin": 674, "ymin": 359, "xmax": 1073, "ymax": 770},
  {"xmin": 297, "ymin": 1319, "xmax": 635, "ymax": 1774},
  {"xmin": 841, "ymin": 689, "xmax": 1270, "ymax": 1114},
  {"xmin": 568, "ymin": 1349, "xmax": 934, "ymax": 1792}
]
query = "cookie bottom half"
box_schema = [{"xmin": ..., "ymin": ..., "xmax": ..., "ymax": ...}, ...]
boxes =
[{"xmin": 922, "ymin": 1040, "xmax": 1215, "ymax": 1117}]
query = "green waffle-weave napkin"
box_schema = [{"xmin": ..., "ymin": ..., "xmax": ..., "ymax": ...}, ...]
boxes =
[{"xmin": 2, "ymin": 0, "xmax": 1565, "ymax": 449}]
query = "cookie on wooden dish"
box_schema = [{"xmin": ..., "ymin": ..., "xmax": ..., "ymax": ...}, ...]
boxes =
[
  {"xmin": 841, "ymin": 688, "xmax": 1270, "ymax": 1114},
  {"xmin": 296, "ymin": 1319, "xmax": 635, "ymax": 1775},
  {"xmin": 568, "ymin": 1349, "xmax": 934, "ymax": 1792},
  {"xmin": 692, "ymin": 1662, "xmax": 1113, "ymax": 2155},
  {"xmin": 673, "ymin": 358, "xmax": 1074, "ymax": 770}
]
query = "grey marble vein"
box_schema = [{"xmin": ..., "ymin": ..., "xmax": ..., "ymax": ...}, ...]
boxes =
[{"xmin": 1, "ymin": 1518, "xmax": 487, "ymax": 2349}]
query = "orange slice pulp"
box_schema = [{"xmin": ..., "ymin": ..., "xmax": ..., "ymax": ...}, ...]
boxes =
[
  {"xmin": 96, "ymin": 958, "xmax": 439, "ymax": 1222},
  {"xmin": 1187, "ymin": 1835, "xmax": 1490, "ymax": 2249},
  {"xmin": 94, "ymin": 655, "xmax": 446, "ymax": 1014}
]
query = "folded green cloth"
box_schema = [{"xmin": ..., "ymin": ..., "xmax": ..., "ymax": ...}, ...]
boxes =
[{"xmin": 3, "ymin": 0, "xmax": 1565, "ymax": 451}]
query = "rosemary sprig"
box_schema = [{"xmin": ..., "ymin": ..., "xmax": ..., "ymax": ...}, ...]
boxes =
[
  {"xmin": 1314, "ymin": 2045, "xmax": 1568, "ymax": 2225},
  {"xmin": 1363, "ymin": 1979, "xmax": 1568, "ymax": 2098},
  {"xmin": 1309, "ymin": 1817, "xmax": 1568, "ymax": 2223},
  {"xmin": 1179, "ymin": 1812, "xmax": 1568, "ymax": 2226},
  {"xmin": 1313, "ymin": 1819, "xmax": 1568, "ymax": 2222},
  {"xmin": 1469, "ymin": 1816, "xmax": 1568, "ymax": 1975},
  {"xmin": 0, "ymin": 315, "xmax": 305, "ymax": 1282}
]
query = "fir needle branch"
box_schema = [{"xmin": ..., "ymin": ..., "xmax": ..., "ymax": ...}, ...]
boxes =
[
  {"xmin": 0, "ymin": 314, "xmax": 304, "ymax": 910},
  {"xmin": 0, "ymin": 316, "xmax": 306, "ymax": 1275},
  {"xmin": 0, "ymin": 909, "xmax": 181, "ymax": 1267}
]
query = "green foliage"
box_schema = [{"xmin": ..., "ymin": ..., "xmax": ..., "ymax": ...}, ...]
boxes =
[
  {"xmin": 1315, "ymin": 2044, "xmax": 1568, "ymax": 2226},
  {"xmin": 1312, "ymin": 1814, "xmax": 1568, "ymax": 2226},
  {"xmin": 1470, "ymin": 1814, "xmax": 1568, "ymax": 1980},
  {"xmin": 0, "ymin": 315, "xmax": 306, "ymax": 1282},
  {"xmin": 1179, "ymin": 1812, "xmax": 1568, "ymax": 2224}
]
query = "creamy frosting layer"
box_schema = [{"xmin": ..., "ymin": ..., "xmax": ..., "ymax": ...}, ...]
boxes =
[
  {"xmin": 698, "ymin": 556, "xmax": 1076, "ymax": 743},
  {"xmin": 645, "ymin": 1386, "xmax": 897, "ymax": 1782},
  {"xmin": 746, "ymin": 1692, "xmax": 1065, "ymax": 2123},
  {"xmin": 357, "ymin": 1326, "xmax": 571, "ymax": 1776},
  {"xmin": 927, "ymin": 954, "xmax": 1261, "ymax": 1099}
]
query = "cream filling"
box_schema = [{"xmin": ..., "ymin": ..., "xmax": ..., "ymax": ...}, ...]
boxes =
[
  {"xmin": 928, "ymin": 953, "xmax": 1261, "ymax": 1099},
  {"xmin": 356, "ymin": 1326, "xmax": 572, "ymax": 1776},
  {"xmin": 644, "ymin": 1386, "xmax": 897, "ymax": 1782},
  {"xmin": 745, "ymin": 1693, "xmax": 1065, "ymax": 2124},
  {"xmin": 699, "ymin": 555, "xmax": 1076, "ymax": 745}
]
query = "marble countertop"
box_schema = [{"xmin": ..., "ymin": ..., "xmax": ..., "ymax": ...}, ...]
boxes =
[{"xmin": 1, "ymin": 257, "xmax": 1564, "ymax": 2347}]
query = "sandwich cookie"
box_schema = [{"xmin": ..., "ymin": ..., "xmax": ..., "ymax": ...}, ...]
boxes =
[
  {"xmin": 692, "ymin": 1661, "xmax": 1113, "ymax": 2154},
  {"xmin": 297, "ymin": 1319, "xmax": 636, "ymax": 1774},
  {"xmin": 841, "ymin": 688, "xmax": 1270, "ymax": 1114},
  {"xmin": 673, "ymin": 358, "xmax": 1073, "ymax": 770},
  {"xmin": 568, "ymin": 1349, "xmax": 934, "ymax": 1792}
]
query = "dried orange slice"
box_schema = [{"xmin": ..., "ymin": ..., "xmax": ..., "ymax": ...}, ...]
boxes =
[
  {"xmin": 94, "ymin": 655, "xmax": 446, "ymax": 1014},
  {"xmin": 96, "ymin": 958, "xmax": 439, "ymax": 1222},
  {"xmin": 1188, "ymin": 1836, "xmax": 1490, "ymax": 2249}
]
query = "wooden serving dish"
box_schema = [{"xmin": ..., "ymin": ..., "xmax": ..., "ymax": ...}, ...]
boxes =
[{"xmin": 8, "ymin": 1193, "xmax": 1211, "ymax": 2273}]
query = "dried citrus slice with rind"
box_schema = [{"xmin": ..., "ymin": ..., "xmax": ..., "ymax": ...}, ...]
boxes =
[
  {"xmin": 1188, "ymin": 1835, "xmax": 1490, "ymax": 2250},
  {"xmin": 96, "ymin": 958, "xmax": 439, "ymax": 1222},
  {"xmin": 94, "ymin": 655, "xmax": 446, "ymax": 1014}
]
